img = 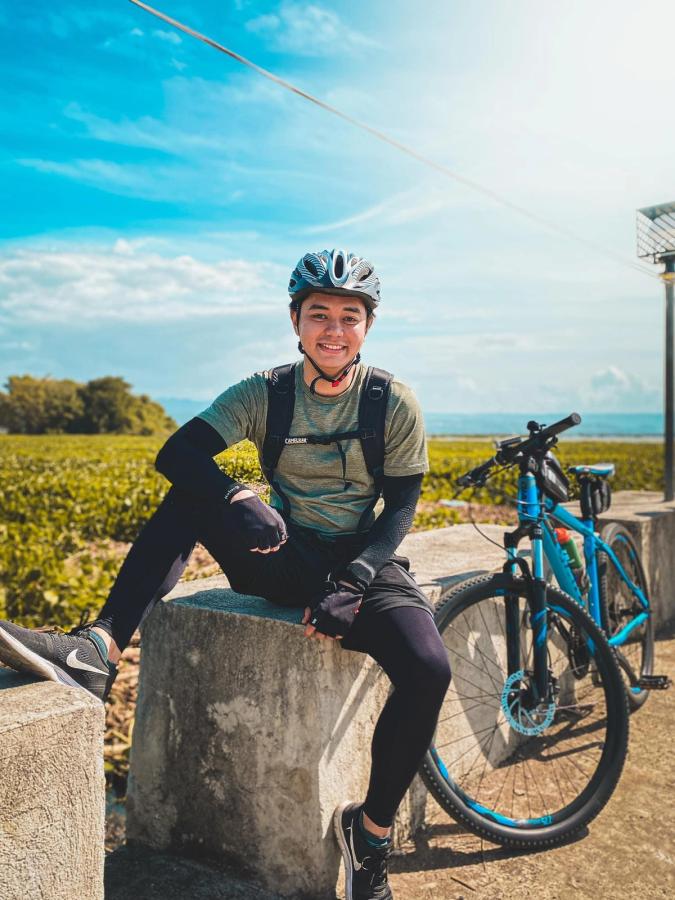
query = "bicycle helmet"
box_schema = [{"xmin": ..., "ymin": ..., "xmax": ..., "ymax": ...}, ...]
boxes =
[{"xmin": 288, "ymin": 249, "xmax": 380, "ymax": 312}]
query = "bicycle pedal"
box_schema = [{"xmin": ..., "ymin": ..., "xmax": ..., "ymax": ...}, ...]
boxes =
[{"xmin": 636, "ymin": 674, "xmax": 672, "ymax": 690}]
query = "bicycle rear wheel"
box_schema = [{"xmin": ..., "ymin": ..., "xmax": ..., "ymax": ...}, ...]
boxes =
[
  {"xmin": 420, "ymin": 573, "xmax": 628, "ymax": 849},
  {"xmin": 597, "ymin": 522, "xmax": 654, "ymax": 711}
]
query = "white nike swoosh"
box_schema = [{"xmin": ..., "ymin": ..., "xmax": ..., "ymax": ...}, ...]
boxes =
[
  {"xmin": 66, "ymin": 649, "xmax": 108, "ymax": 675},
  {"xmin": 348, "ymin": 825, "xmax": 362, "ymax": 871}
]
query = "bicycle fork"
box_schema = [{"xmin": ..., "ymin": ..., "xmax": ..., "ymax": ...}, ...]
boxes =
[
  {"xmin": 503, "ymin": 473, "xmax": 551, "ymax": 702},
  {"xmin": 505, "ymin": 528, "xmax": 549, "ymax": 701}
]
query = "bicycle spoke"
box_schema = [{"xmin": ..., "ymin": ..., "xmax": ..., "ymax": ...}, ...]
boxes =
[
  {"xmin": 437, "ymin": 700, "xmax": 501, "ymax": 724},
  {"xmin": 446, "ymin": 670, "xmax": 503, "ymax": 706},
  {"xmin": 443, "ymin": 644, "xmax": 504, "ymax": 694},
  {"xmin": 444, "ymin": 620, "xmax": 508, "ymax": 681},
  {"xmin": 435, "ymin": 722, "xmax": 502, "ymax": 751}
]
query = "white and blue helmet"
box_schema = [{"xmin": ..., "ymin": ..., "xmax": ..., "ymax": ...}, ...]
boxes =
[{"xmin": 288, "ymin": 249, "xmax": 380, "ymax": 313}]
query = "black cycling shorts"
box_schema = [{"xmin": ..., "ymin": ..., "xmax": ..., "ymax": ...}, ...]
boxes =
[{"xmin": 169, "ymin": 487, "xmax": 434, "ymax": 628}]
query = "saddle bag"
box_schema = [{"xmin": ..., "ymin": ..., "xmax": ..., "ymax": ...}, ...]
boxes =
[{"xmin": 579, "ymin": 477, "xmax": 612, "ymax": 518}]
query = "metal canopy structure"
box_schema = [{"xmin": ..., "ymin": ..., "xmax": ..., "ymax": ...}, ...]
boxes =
[
  {"xmin": 637, "ymin": 200, "xmax": 675, "ymax": 501},
  {"xmin": 637, "ymin": 201, "xmax": 675, "ymax": 263}
]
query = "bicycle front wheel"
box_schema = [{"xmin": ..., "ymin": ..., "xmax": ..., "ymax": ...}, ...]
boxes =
[
  {"xmin": 598, "ymin": 522, "xmax": 654, "ymax": 711},
  {"xmin": 420, "ymin": 573, "xmax": 629, "ymax": 849}
]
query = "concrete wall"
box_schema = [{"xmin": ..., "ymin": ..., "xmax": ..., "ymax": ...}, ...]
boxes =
[
  {"xmin": 0, "ymin": 672, "xmax": 106, "ymax": 900},
  {"xmin": 596, "ymin": 491, "xmax": 675, "ymax": 631}
]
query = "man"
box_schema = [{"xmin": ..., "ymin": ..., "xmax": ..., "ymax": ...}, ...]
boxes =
[{"xmin": 0, "ymin": 249, "xmax": 451, "ymax": 900}]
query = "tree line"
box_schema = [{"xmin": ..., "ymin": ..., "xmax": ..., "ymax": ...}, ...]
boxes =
[{"xmin": 0, "ymin": 375, "xmax": 177, "ymax": 435}]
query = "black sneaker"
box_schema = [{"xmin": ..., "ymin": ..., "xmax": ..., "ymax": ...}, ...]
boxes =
[
  {"xmin": 333, "ymin": 801, "xmax": 393, "ymax": 900},
  {"xmin": 0, "ymin": 610, "xmax": 118, "ymax": 703}
]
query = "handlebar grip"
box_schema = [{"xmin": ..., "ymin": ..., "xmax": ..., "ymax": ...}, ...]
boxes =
[
  {"xmin": 456, "ymin": 456, "xmax": 496, "ymax": 487},
  {"xmin": 540, "ymin": 412, "xmax": 582, "ymax": 439}
]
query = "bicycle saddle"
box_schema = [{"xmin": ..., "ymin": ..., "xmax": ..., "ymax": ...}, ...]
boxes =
[{"xmin": 567, "ymin": 463, "xmax": 615, "ymax": 478}]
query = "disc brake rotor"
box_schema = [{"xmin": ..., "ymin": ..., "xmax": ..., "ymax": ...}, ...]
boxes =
[{"xmin": 501, "ymin": 669, "xmax": 556, "ymax": 735}]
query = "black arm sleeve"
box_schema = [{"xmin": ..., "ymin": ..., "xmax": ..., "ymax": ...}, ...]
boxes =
[
  {"xmin": 154, "ymin": 416, "xmax": 240, "ymax": 504},
  {"xmin": 335, "ymin": 472, "xmax": 423, "ymax": 590}
]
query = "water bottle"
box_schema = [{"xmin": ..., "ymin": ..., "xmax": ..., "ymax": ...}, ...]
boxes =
[{"xmin": 554, "ymin": 527, "xmax": 589, "ymax": 593}]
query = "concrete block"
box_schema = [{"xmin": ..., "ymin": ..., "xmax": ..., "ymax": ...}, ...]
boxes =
[
  {"xmin": 125, "ymin": 589, "xmax": 422, "ymax": 899},
  {"xmin": 0, "ymin": 670, "xmax": 106, "ymax": 900},
  {"xmin": 123, "ymin": 525, "xmax": 512, "ymax": 899},
  {"xmin": 597, "ymin": 490, "xmax": 675, "ymax": 630}
]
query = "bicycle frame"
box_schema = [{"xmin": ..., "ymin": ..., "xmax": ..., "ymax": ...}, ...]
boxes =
[{"xmin": 541, "ymin": 495, "xmax": 650, "ymax": 650}]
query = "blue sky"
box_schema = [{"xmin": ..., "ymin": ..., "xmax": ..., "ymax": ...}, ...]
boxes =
[{"xmin": 1, "ymin": 0, "xmax": 674, "ymax": 414}]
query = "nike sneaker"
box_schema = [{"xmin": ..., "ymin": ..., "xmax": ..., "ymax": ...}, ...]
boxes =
[
  {"xmin": 0, "ymin": 610, "xmax": 118, "ymax": 703},
  {"xmin": 333, "ymin": 801, "xmax": 393, "ymax": 900}
]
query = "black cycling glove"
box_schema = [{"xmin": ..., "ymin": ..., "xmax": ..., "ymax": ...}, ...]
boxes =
[
  {"xmin": 225, "ymin": 495, "xmax": 288, "ymax": 551},
  {"xmin": 309, "ymin": 579, "xmax": 364, "ymax": 638}
]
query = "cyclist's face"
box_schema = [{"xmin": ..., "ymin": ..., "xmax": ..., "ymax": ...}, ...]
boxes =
[{"xmin": 291, "ymin": 292, "xmax": 372, "ymax": 369}]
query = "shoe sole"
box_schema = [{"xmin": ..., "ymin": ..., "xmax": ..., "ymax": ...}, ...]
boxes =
[
  {"xmin": 333, "ymin": 800, "xmax": 356, "ymax": 900},
  {"xmin": 0, "ymin": 623, "xmax": 102, "ymax": 702}
]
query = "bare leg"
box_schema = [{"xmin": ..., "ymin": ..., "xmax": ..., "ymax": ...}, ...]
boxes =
[
  {"xmin": 362, "ymin": 812, "xmax": 391, "ymax": 839},
  {"xmin": 92, "ymin": 626, "xmax": 122, "ymax": 665}
]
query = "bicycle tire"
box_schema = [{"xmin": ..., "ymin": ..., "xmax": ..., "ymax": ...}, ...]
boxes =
[
  {"xmin": 420, "ymin": 572, "xmax": 629, "ymax": 849},
  {"xmin": 597, "ymin": 522, "xmax": 654, "ymax": 712}
]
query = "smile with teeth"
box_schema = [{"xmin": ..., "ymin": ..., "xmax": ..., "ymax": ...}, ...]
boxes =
[{"xmin": 318, "ymin": 342, "xmax": 347, "ymax": 353}]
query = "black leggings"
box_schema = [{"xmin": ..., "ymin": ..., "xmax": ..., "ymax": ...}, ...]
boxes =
[{"xmin": 92, "ymin": 487, "xmax": 451, "ymax": 827}]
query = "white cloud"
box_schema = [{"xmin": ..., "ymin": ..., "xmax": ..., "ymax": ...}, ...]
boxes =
[
  {"xmin": 247, "ymin": 14, "xmax": 280, "ymax": 33},
  {"xmin": 582, "ymin": 366, "xmax": 659, "ymax": 412},
  {"xmin": 0, "ymin": 243, "xmax": 286, "ymax": 323},
  {"xmin": 302, "ymin": 188, "xmax": 450, "ymax": 234},
  {"xmin": 62, "ymin": 102, "xmax": 223, "ymax": 154},
  {"xmin": 246, "ymin": 2, "xmax": 378, "ymax": 56},
  {"xmin": 0, "ymin": 340, "xmax": 34, "ymax": 351},
  {"xmin": 19, "ymin": 157, "xmax": 152, "ymax": 192},
  {"xmin": 44, "ymin": 7, "xmax": 130, "ymax": 38},
  {"xmin": 16, "ymin": 155, "xmax": 246, "ymax": 205},
  {"xmin": 152, "ymin": 29, "xmax": 181, "ymax": 45}
]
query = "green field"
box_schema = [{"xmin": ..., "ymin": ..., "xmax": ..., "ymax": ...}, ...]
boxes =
[{"xmin": 0, "ymin": 434, "xmax": 664, "ymax": 628}]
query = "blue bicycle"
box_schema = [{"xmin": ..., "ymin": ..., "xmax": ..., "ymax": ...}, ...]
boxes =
[{"xmin": 420, "ymin": 414, "xmax": 630, "ymax": 849}]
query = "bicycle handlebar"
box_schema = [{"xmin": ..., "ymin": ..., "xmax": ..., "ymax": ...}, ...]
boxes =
[
  {"xmin": 455, "ymin": 412, "xmax": 582, "ymax": 487},
  {"xmin": 530, "ymin": 412, "xmax": 581, "ymax": 441}
]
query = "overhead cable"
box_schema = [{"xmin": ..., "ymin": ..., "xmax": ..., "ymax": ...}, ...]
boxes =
[{"xmin": 128, "ymin": 0, "xmax": 659, "ymax": 281}]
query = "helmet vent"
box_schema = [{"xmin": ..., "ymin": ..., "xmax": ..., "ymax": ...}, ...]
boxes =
[{"xmin": 288, "ymin": 249, "xmax": 380, "ymax": 308}]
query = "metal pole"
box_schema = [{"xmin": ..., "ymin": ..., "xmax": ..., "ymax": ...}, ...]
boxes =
[{"xmin": 663, "ymin": 257, "xmax": 675, "ymax": 501}]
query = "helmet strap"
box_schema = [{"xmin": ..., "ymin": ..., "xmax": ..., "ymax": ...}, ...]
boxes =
[{"xmin": 297, "ymin": 341, "xmax": 361, "ymax": 393}]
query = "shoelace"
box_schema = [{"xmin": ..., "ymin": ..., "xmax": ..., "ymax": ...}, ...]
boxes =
[
  {"xmin": 371, "ymin": 845, "xmax": 391, "ymax": 883},
  {"xmin": 33, "ymin": 607, "xmax": 94, "ymax": 637},
  {"xmin": 67, "ymin": 607, "xmax": 94, "ymax": 635},
  {"xmin": 360, "ymin": 842, "xmax": 391, "ymax": 888}
]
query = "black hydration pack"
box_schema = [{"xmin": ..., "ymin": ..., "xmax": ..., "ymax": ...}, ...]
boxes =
[{"xmin": 261, "ymin": 361, "xmax": 393, "ymax": 534}]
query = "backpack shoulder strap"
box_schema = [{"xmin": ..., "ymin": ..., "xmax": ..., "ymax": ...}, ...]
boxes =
[
  {"xmin": 358, "ymin": 365, "xmax": 393, "ymax": 484},
  {"xmin": 262, "ymin": 363, "xmax": 297, "ymax": 479}
]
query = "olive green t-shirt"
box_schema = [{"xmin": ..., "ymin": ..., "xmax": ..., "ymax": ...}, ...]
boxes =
[{"xmin": 196, "ymin": 359, "xmax": 429, "ymax": 537}]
